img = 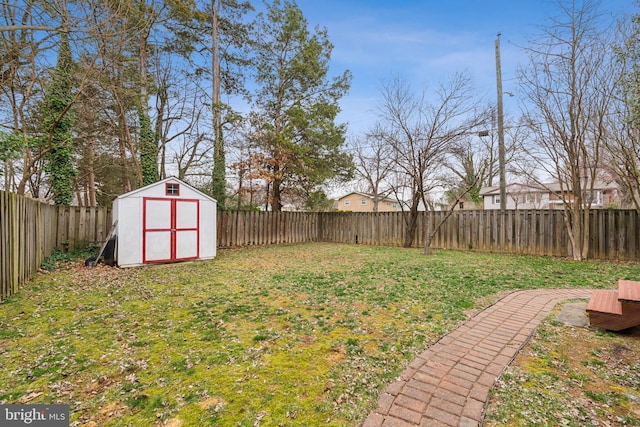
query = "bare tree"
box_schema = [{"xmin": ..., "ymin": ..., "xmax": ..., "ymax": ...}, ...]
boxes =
[
  {"xmin": 0, "ymin": 0, "xmax": 52, "ymax": 193},
  {"xmin": 375, "ymin": 74, "xmax": 483, "ymax": 249},
  {"xmin": 151, "ymin": 58, "xmax": 214, "ymax": 181},
  {"xmin": 604, "ymin": 115, "xmax": 640, "ymax": 210},
  {"xmin": 604, "ymin": 9, "xmax": 640, "ymax": 211},
  {"xmin": 350, "ymin": 131, "xmax": 396, "ymax": 212},
  {"xmin": 443, "ymin": 105, "xmax": 528, "ymax": 202},
  {"xmin": 442, "ymin": 120, "xmax": 497, "ymax": 207},
  {"xmin": 518, "ymin": 0, "xmax": 618, "ymax": 260}
]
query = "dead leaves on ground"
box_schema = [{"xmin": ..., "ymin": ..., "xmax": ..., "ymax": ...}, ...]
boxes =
[{"xmin": 485, "ymin": 316, "xmax": 640, "ymax": 426}]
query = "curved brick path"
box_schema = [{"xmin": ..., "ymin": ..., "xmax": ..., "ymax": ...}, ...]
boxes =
[{"xmin": 362, "ymin": 289, "xmax": 593, "ymax": 427}]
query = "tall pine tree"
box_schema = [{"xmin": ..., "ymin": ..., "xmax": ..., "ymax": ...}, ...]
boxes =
[{"xmin": 250, "ymin": 0, "xmax": 353, "ymax": 211}]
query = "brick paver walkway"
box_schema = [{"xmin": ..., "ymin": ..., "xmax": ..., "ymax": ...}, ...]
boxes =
[{"xmin": 362, "ymin": 289, "xmax": 593, "ymax": 427}]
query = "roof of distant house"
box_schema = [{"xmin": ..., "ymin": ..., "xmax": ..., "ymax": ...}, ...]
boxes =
[
  {"xmin": 544, "ymin": 180, "xmax": 619, "ymax": 192},
  {"xmin": 337, "ymin": 192, "xmax": 398, "ymax": 203},
  {"xmin": 479, "ymin": 183, "xmax": 546, "ymax": 196},
  {"xmin": 480, "ymin": 180, "xmax": 619, "ymax": 196}
]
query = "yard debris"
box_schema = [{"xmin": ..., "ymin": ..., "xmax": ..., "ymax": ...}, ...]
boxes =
[{"xmin": 17, "ymin": 391, "xmax": 42, "ymax": 403}]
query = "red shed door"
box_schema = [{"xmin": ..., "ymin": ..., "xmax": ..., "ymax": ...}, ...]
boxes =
[{"xmin": 143, "ymin": 198, "xmax": 200, "ymax": 263}]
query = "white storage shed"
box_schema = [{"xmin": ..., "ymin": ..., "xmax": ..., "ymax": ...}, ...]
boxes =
[{"xmin": 111, "ymin": 177, "xmax": 217, "ymax": 268}]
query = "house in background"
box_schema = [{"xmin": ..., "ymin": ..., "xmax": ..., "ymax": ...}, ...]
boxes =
[
  {"xmin": 545, "ymin": 180, "xmax": 622, "ymax": 209},
  {"xmin": 480, "ymin": 180, "xmax": 622, "ymax": 210},
  {"xmin": 442, "ymin": 197, "xmax": 483, "ymax": 211},
  {"xmin": 335, "ymin": 192, "xmax": 402, "ymax": 212},
  {"xmin": 480, "ymin": 183, "xmax": 548, "ymax": 210}
]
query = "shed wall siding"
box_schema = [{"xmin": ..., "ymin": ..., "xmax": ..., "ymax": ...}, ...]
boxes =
[
  {"xmin": 199, "ymin": 199, "xmax": 217, "ymax": 260},
  {"xmin": 115, "ymin": 197, "xmax": 144, "ymax": 267}
]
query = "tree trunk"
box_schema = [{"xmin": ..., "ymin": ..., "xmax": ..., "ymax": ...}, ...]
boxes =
[
  {"xmin": 403, "ymin": 210, "xmax": 418, "ymax": 248},
  {"xmin": 563, "ymin": 203, "xmax": 584, "ymax": 261},
  {"xmin": 272, "ymin": 177, "xmax": 283, "ymax": 212},
  {"xmin": 113, "ymin": 91, "xmax": 138, "ymax": 190},
  {"xmin": 423, "ymin": 200, "xmax": 463, "ymax": 255},
  {"xmin": 581, "ymin": 207, "xmax": 590, "ymax": 260},
  {"xmin": 137, "ymin": 7, "xmax": 157, "ymax": 186},
  {"xmin": 76, "ymin": 187, "xmax": 83, "ymax": 206},
  {"xmin": 236, "ymin": 167, "xmax": 244, "ymax": 210},
  {"xmin": 211, "ymin": 0, "xmax": 227, "ymax": 207},
  {"xmin": 86, "ymin": 139, "xmax": 96, "ymax": 206},
  {"xmin": 117, "ymin": 124, "xmax": 132, "ymax": 193},
  {"xmin": 402, "ymin": 192, "xmax": 421, "ymax": 247},
  {"xmin": 423, "ymin": 212, "xmax": 433, "ymax": 255},
  {"xmin": 155, "ymin": 84, "xmax": 167, "ymax": 180},
  {"xmin": 265, "ymin": 181, "xmax": 270, "ymax": 211}
]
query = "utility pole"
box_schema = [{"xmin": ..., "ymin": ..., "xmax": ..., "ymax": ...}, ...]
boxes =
[{"xmin": 495, "ymin": 33, "xmax": 506, "ymax": 211}]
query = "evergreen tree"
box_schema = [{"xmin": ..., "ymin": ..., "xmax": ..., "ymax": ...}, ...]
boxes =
[{"xmin": 250, "ymin": 0, "xmax": 353, "ymax": 211}]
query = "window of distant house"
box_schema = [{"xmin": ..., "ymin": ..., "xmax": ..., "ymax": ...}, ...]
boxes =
[
  {"xmin": 493, "ymin": 195, "xmax": 500, "ymax": 205},
  {"xmin": 459, "ymin": 202, "xmax": 464, "ymax": 209},
  {"xmin": 166, "ymin": 183, "xmax": 180, "ymax": 196},
  {"xmin": 585, "ymin": 191, "xmax": 602, "ymax": 206},
  {"xmin": 525, "ymin": 193, "xmax": 539, "ymax": 204},
  {"xmin": 361, "ymin": 199, "xmax": 367, "ymax": 205},
  {"xmin": 344, "ymin": 200, "xmax": 350, "ymax": 206}
]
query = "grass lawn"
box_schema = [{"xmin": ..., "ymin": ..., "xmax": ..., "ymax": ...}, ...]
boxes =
[{"xmin": 1, "ymin": 243, "xmax": 640, "ymax": 426}]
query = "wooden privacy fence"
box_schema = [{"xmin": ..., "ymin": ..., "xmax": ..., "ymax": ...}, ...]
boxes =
[
  {"xmin": 217, "ymin": 209, "xmax": 640, "ymax": 260},
  {"xmin": 1, "ymin": 191, "xmax": 56, "ymax": 301},
  {"xmin": 4, "ymin": 192, "xmax": 640, "ymax": 301},
  {"xmin": 55, "ymin": 205, "xmax": 112, "ymax": 252},
  {"xmin": 1, "ymin": 190, "xmax": 112, "ymax": 301},
  {"xmin": 317, "ymin": 210, "xmax": 640, "ymax": 260},
  {"xmin": 216, "ymin": 210, "xmax": 318, "ymax": 247}
]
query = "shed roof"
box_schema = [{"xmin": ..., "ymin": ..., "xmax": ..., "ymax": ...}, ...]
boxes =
[{"xmin": 115, "ymin": 176, "xmax": 217, "ymax": 202}]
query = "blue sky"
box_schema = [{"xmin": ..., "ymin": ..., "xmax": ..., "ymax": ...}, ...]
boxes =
[{"xmin": 289, "ymin": 0, "xmax": 637, "ymax": 136}]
